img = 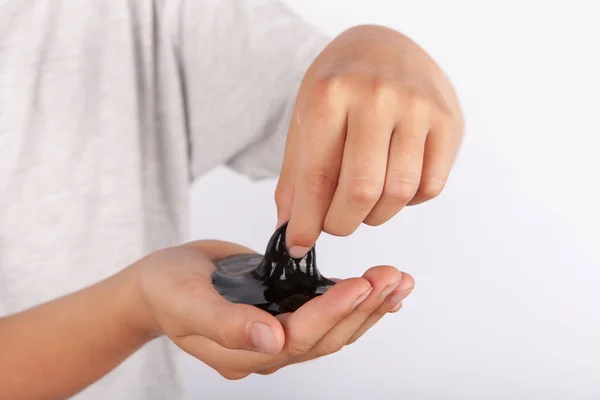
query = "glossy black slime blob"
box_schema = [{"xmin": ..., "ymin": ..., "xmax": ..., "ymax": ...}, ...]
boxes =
[{"xmin": 212, "ymin": 222, "xmax": 335, "ymax": 315}]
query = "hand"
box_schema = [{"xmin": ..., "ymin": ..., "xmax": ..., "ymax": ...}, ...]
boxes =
[
  {"xmin": 276, "ymin": 25, "xmax": 464, "ymax": 257},
  {"xmin": 134, "ymin": 240, "xmax": 414, "ymax": 379}
]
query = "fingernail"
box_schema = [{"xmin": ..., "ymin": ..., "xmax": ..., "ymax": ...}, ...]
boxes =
[
  {"xmin": 249, "ymin": 322, "xmax": 279, "ymax": 355},
  {"xmin": 388, "ymin": 289, "xmax": 412, "ymax": 307},
  {"xmin": 288, "ymin": 246, "xmax": 311, "ymax": 259},
  {"xmin": 380, "ymin": 281, "xmax": 402, "ymax": 300},
  {"xmin": 352, "ymin": 287, "xmax": 373, "ymax": 310}
]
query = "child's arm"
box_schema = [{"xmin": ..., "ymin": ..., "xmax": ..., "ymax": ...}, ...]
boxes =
[
  {"xmin": 0, "ymin": 241, "xmax": 413, "ymax": 399},
  {"xmin": 0, "ymin": 266, "xmax": 155, "ymax": 400}
]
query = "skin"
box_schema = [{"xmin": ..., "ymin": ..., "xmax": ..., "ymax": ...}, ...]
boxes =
[
  {"xmin": 0, "ymin": 240, "xmax": 414, "ymax": 399},
  {"xmin": 0, "ymin": 24, "xmax": 460, "ymax": 399},
  {"xmin": 277, "ymin": 25, "xmax": 464, "ymax": 257}
]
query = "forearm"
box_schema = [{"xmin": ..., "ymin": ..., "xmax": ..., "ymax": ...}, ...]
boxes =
[{"xmin": 0, "ymin": 265, "xmax": 156, "ymax": 400}]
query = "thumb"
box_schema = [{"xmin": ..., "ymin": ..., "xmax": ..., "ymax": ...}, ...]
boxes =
[
  {"xmin": 190, "ymin": 289, "xmax": 285, "ymax": 355},
  {"xmin": 176, "ymin": 241, "xmax": 285, "ymax": 354}
]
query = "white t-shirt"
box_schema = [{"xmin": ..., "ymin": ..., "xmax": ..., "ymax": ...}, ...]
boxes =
[{"xmin": 0, "ymin": 0, "xmax": 327, "ymax": 398}]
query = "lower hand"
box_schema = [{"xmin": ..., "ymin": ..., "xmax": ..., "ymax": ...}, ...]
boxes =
[{"xmin": 133, "ymin": 240, "xmax": 414, "ymax": 379}]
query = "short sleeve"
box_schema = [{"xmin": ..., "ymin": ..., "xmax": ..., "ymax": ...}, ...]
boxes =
[{"xmin": 177, "ymin": 0, "xmax": 329, "ymax": 180}]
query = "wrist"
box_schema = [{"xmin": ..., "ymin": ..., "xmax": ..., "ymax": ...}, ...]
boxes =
[{"xmin": 113, "ymin": 264, "xmax": 162, "ymax": 342}]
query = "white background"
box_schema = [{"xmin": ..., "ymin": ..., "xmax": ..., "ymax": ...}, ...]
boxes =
[{"xmin": 184, "ymin": 1, "xmax": 600, "ymax": 399}]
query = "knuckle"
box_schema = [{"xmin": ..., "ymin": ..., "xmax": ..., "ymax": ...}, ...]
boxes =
[
  {"xmin": 409, "ymin": 93, "xmax": 430, "ymax": 110},
  {"xmin": 384, "ymin": 176, "xmax": 420, "ymax": 204},
  {"xmin": 309, "ymin": 75, "xmax": 345, "ymax": 117},
  {"xmin": 346, "ymin": 177, "xmax": 383, "ymax": 206},
  {"xmin": 419, "ymin": 178, "xmax": 446, "ymax": 200},
  {"xmin": 214, "ymin": 311, "xmax": 245, "ymax": 350},
  {"xmin": 303, "ymin": 169, "xmax": 338, "ymax": 201},
  {"xmin": 371, "ymin": 81, "xmax": 398, "ymax": 112},
  {"xmin": 363, "ymin": 214, "xmax": 386, "ymax": 227},
  {"xmin": 256, "ymin": 367, "xmax": 280, "ymax": 376},
  {"xmin": 401, "ymin": 88, "xmax": 431, "ymax": 116},
  {"xmin": 315, "ymin": 342, "xmax": 345, "ymax": 358},
  {"xmin": 218, "ymin": 370, "xmax": 250, "ymax": 381},
  {"xmin": 274, "ymin": 184, "xmax": 289, "ymax": 208},
  {"xmin": 323, "ymin": 220, "xmax": 357, "ymax": 237},
  {"xmin": 433, "ymin": 114, "xmax": 462, "ymax": 137},
  {"xmin": 369, "ymin": 76, "xmax": 388, "ymax": 94},
  {"xmin": 286, "ymin": 340, "xmax": 314, "ymax": 358},
  {"xmin": 314, "ymin": 74, "xmax": 344, "ymax": 95},
  {"xmin": 402, "ymin": 86, "xmax": 422, "ymax": 104},
  {"xmin": 214, "ymin": 324, "xmax": 236, "ymax": 350}
]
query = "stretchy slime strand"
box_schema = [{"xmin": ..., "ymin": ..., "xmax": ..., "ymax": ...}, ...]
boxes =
[{"xmin": 212, "ymin": 223, "xmax": 334, "ymax": 315}]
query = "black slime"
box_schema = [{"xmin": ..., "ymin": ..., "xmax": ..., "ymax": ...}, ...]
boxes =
[{"xmin": 212, "ymin": 222, "xmax": 334, "ymax": 315}]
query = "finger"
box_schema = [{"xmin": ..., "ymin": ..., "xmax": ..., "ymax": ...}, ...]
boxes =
[
  {"xmin": 282, "ymin": 277, "xmax": 372, "ymax": 357},
  {"xmin": 408, "ymin": 119, "xmax": 462, "ymax": 205},
  {"xmin": 364, "ymin": 102, "xmax": 430, "ymax": 226},
  {"xmin": 176, "ymin": 280, "xmax": 285, "ymax": 355},
  {"xmin": 177, "ymin": 326, "xmax": 287, "ymax": 379},
  {"xmin": 274, "ymin": 105, "xmax": 302, "ymax": 227},
  {"xmin": 179, "ymin": 277, "xmax": 372, "ymax": 376},
  {"xmin": 286, "ymin": 79, "xmax": 348, "ymax": 257},
  {"xmin": 179, "ymin": 313, "xmax": 293, "ymax": 378},
  {"xmin": 347, "ymin": 272, "xmax": 415, "ymax": 344},
  {"xmin": 293, "ymin": 266, "xmax": 403, "ymax": 362},
  {"xmin": 174, "ymin": 335, "xmax": 252, "ymax": 380},
  {"xmin": 389, "ymin": 300, "xmax": 404, "ymax": 313},
  {"xmin": 323, "ymin": 102, "xmax": 394, "ymax": 236}
]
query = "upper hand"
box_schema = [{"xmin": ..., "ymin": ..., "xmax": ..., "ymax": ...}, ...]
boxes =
[
  {"xmin": 133, "ymin": 240, "xmax": 414, "ymax": 379},
  {"xmin": 275, "ymin": 25, "xmax": 464, "ymax": 257}
]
